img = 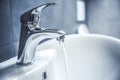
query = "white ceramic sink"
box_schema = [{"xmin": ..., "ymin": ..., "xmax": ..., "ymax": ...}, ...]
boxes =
[
  {"xmin": 1, "ymin": 34, "xmax": 120, "ymax": 80},
  {"xmin": 37, "ymin": 34, "xmax": 120, "ymax": 80}
]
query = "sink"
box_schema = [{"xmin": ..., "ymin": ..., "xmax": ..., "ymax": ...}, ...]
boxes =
[
  {"xmin": 1, "ymin": 34, "xmax": 120, "ymax": 80},
  {"xmin": 0, "ymin": 49, "xmax": 57, "ymax": 80},
  {"xmin": 37, "ymin": 34, "xmax": 120, "ymax": 80}
]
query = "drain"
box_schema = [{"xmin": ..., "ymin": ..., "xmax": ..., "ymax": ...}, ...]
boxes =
[{"xmin": 42, "ymin": 71, "xmax": 47, "ymax": 80}]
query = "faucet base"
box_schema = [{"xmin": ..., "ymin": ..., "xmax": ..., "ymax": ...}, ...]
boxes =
[{"xmin": 16, "ymin": 62, "xmax": 33, "ymax": 66}]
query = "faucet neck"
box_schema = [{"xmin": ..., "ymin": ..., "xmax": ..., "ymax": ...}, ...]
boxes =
[{"xmin": 17, "ymin": 29, "xmax": 65, "ymax": 66}]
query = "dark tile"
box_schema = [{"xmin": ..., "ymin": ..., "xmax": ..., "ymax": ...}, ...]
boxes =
[
  {"xmin": 0, "ymin": 0, "xmax": 13, "ymax": 46},
  {"xmin": 0, "ymin": 44, "xmax": 15, "ymax": 62}
]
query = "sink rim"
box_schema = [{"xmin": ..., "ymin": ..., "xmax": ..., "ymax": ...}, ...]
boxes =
[{"xmin": 65, "ymin": 34, "xmax": 120, "ymax": 42}]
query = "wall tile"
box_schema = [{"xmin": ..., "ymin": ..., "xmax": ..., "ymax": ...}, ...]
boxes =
[
  {"xmin": 0, "ymin": 0, "xmax": 13, "ymax": 46},
  {"xmin": 0, "ymin": 44, "xmax": 14, "ymax": 62},
  {"xmin": 87, "ymin": 0, "xmax": 120, "ymax": 38}
]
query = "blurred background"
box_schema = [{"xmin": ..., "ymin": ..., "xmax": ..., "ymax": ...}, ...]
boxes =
[{"xmin": 0, "ymin": 0, "xmax": 120, "ymax": 62}]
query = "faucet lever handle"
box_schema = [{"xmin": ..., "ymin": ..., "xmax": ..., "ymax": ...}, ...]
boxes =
[
  {"xmin": 29, "ymin": 3, "xmax": 57, "ymax": 30},
  {"xmin": 20, "ymin": 3, "xmax": 57, "ymax": 31},
  {"xmin": 31, "ymin": 3, "xmax": 57, "ymax": 14}
]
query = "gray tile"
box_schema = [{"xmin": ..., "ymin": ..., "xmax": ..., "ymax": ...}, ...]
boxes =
[
  {"xmin": 87, "ymin": 0, "xmax": 120, "ymax": 38},
  {"xmin": 0, "ymin": 0, "xmax": 13, "ymax": 46},
  {"xmin": 0, "ymin": 44, "xmax": 15, "ymax": 62}
]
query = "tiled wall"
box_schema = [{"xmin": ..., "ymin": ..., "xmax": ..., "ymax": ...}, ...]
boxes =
[
  {"xmin": 86, "ymin": 0, "xmax": 120, "ymax": 38},
  {"xmin": 0, "ymin": 0, "xmax": 15, "ymax": 62}
]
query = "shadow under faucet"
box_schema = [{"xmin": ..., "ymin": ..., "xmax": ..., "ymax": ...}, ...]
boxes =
[{"xmin": 17, "ymin": 3, "xmax": 65, "ymax": 66}]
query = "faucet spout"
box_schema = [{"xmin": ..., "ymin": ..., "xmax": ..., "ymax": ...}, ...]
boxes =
[{"xmin": 17, "ymin": 28, "xmax": 65, "ymax": 65}]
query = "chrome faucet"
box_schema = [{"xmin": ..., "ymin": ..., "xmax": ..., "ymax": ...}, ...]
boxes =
[{"xmin": 17, "ymin": 3, "xmax": 65, "ymax": 65}]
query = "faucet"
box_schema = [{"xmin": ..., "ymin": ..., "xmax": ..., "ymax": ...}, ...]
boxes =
[{"xmin": 17, "ymin": 3, "xmax": 65, "ymax": 66}]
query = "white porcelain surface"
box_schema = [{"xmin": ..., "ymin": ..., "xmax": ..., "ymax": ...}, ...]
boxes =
[
  {"xmin": 37, "ymin": 34, "xmax": 120, "ymax": 80},
  {"xmin": 1, "ymin": 34, "xmax": 120, "ymax": 80},
  {"xmin": 0, "ymin": 49, "xmax": 56, "ymax": 80}
]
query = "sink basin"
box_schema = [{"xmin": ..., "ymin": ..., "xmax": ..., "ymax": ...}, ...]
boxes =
[
  {"xmin": 37, "ymin": 34, "xmax": 120, "ymax": 80},
  {"xmin": 1, "ymin": 34, "xmax": 120, "ymax": 80},
  {"xmin": 0, "ymin": 49, "xmax": 57, "ymax": 80}
]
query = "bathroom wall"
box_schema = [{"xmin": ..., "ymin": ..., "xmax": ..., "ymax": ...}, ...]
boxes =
[
  {"xmin": 0, "ymin": 0, "xmax": 15, "ymax": 62},
  {"xmin": 0, "ymin": 0, "xmax": 76, "ymax": 62},
  {"xmin": 86, "ymin": 0, "xmax": 120, "ymax": 38}
]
